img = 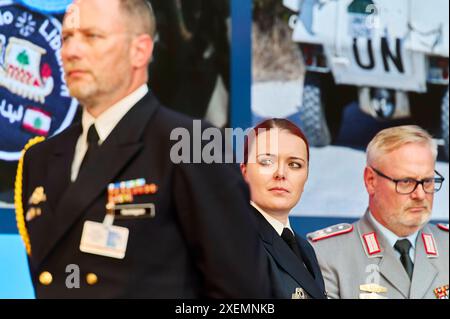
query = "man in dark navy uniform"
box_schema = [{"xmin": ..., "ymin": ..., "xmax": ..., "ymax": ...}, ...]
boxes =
[{"xmin": 17, "ymin": 0, "xmax": 269, "ymax": 298}]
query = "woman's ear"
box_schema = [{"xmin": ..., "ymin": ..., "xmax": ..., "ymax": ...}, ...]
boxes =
[{"xmin": 240, "ymin": 163, "xmax": 248, "ymax": 181}]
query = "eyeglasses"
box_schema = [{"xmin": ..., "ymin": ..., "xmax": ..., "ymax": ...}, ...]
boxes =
[{"xmin": 370, "ymin": 166, "xmax": 445, "ymax": 194}]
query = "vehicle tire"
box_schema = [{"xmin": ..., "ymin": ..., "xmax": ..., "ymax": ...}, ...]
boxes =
[
  {"xmin": 299, "ymin": 73, "xmax": 332, "ymax": 146},
  {"xmin": 442, "ymin": 87, "xmax": 449, "ymax": 160}
]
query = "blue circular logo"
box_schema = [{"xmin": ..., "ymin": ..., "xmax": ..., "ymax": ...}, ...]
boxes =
[
  {"xmin": 0, "ymin": 1, "xmax": 78, "ymax": 161},
  {"xmin": 15, "ymin": 0, "xmax": 73, "ymax": 14}
]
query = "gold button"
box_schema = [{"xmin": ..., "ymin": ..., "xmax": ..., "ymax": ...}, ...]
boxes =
[
  {"xmin": 39, "ymin": 271, "xmax": 53, "ymax": 286},
  {"xmin": 86, "ymin": 273, "xmax": 98, "ymax": 285}
]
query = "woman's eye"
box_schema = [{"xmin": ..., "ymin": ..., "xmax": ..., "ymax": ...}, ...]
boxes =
[
  {"xmin": 289, "ymin": 162, "xmax": 302, "ymax": 169},
  {"xmin": 258, "ymin": 158, "xmax": 274, "ymax": 166}
]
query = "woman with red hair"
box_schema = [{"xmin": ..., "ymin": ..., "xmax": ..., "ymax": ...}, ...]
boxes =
[{"xmin": 241, "ymin": 118, "xmax": 326, "ymax": 299}]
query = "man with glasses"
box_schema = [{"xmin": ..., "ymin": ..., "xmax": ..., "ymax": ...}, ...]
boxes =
[{"xmin": 307, "ymin": 125, "xmax": 448, "ymax": 299}]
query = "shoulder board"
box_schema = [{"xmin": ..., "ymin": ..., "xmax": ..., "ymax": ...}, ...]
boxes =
[
  {"xmin": 437, "ymin": 223, "xmax": 449, "ymax": 232},
  {"xmin": 307, "ymin": 223, "xmax": 353, "ymax": 242}
]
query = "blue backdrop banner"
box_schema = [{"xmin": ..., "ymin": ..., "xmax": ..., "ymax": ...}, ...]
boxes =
[{"xmin": 0, "ymin": 1, "xmax": 78, "ymax": 161}]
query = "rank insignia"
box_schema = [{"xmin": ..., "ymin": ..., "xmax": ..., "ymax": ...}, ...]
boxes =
[
  {"xmin": 422, "ymin": 233, "xmax": 438, "ymax": 257},
  {"xmin": 28, "ymin": 186, "xmax": 47, "ymax": 205},
  {"xmin": 433, "ymin": 285, "xmax": 449, "ymax": 299},
  {"xmin": 307, "ymin": 223, "xmax": 353, "ymax": 242},
  {"xmin": 292, "ymin": 287, "xmax": 307, "ymax": 299},
  {"xmin": 362, "ymin": 232, "xmax": 382, "ymax": 256}
]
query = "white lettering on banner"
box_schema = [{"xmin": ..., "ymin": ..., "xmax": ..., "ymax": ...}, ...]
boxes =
[
  {"xmin": 0, "ymin": 99, "xmax": 24, "ymax": 124},
  {"xmin": 0, "ymin": 3, "xmax": 79, "ymax": 161},
  {"xmin": 39, "ymin": 19, "xmax": 59, "ymax": 49},
  {"xmin": 39, "ymin": 19, "xmax": 69, "ymax": 97},
  {"xmin": 56, "ymin": 48, "xmax": 70, "ymax": 97},
  {"xmin": 0, "ymin": 34, "xmax": 5, "ymax": 65},
  {"xmin": 353, "ymin": 37, "xmax": 405, "ymax": 73},
  {"xmin": 0, "ymin": 10, "xmax": 14, "ymax": 26}
]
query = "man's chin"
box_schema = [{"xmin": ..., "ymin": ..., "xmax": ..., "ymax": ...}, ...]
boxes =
[
  {"xmin": 68, "ymin": 86, "xmax": 96, "ymax": 102},
  {"xmin": 404, "ymin": 212, "xmax": 431, "ymax": 228}
]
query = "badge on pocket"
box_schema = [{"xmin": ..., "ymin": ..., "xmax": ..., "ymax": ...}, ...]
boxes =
[{"xmin": 80, "ymin": 220, "xmax": 129, "ymax": 259}]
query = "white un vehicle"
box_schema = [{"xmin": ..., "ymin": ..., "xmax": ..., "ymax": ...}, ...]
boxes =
[{"xmin": 284, "ymin": 0, "xmax": 449, "ymax": 158}]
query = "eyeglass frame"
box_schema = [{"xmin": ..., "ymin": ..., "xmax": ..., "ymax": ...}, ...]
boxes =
[{"xmin": 369, "ymin": 166, "xmax": 445, "ymax": 194}]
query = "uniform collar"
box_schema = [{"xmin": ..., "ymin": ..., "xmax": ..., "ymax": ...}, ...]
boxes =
[
  {"xmin": 250, "ymin": 201, "xmax": 293, "ymax": 236},
  {"xmin": 81, "ymin": 84, "xmax": 149, "ymax": 144},
  {"xmin": 368, "ymin": 210, "xmax": 418, "ymax": 250}
]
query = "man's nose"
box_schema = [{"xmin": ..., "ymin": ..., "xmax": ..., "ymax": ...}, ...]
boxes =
[
  {"xmin": 61, "ymin": 36, "xmax": 83, "ymax": 61},
  {"xmin": 410, "ymin": 182, "xmax": 427, "ymax": 200}
]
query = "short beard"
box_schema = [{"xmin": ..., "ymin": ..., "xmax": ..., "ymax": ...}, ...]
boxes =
[
  {"xmin": 68, "ymin": 82, "xmax": 98, "ymax": 106},
  {"xmin": 404, "ymin": 210, "xmax": 431, "ymax": 228},
  {"xmin": 394, "ymin": 211, "xmax": 431, "ymax": 236}
]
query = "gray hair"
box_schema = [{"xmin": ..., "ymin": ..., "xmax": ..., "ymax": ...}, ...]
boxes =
[
  {"xmin": 366, "ymin": 125, "xmax": 438, "ymax": 165},
  {"xmin": 119, "ymin": 0, "xmax": 156, "ymax": 38}
]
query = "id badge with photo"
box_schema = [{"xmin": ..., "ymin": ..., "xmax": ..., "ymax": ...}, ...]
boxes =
[{"xmin": 80, "ymin": 220, "xmax": 129, "ymax": 259}]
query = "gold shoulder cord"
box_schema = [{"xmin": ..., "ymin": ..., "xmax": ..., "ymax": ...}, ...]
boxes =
[{"xmin": 14, "ymin": 136, "xmax": 45, "ymax": 256}]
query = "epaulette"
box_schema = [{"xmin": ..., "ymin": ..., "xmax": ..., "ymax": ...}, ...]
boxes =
[
  {"xmin": 307, "ymin": 223, "xmax": 353, "ymax": 242},
  {"xmin": 437, "ymin": 223, "xmax": 449, "ymax": 232}
]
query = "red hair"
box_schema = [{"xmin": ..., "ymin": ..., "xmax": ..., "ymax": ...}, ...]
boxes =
[{"xmin": 243, "ymin": 118, "xmax": 310, "ymax": 164}]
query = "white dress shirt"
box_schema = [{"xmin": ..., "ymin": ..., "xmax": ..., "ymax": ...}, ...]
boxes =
[
  {"xmin": 251, "ymin": 201, "xmax": 295, "ymax": 236},
  {"xmin": 368, "ymin": 211, "xmax": 418, "ymax": 263},
  {"xmin": 71, "ymin": 85, "xmax": 149, "ymax": 182}
]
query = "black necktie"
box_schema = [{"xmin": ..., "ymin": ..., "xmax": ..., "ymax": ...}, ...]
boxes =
[
  {"xmin": 281, "ymin": 228, "xmax": 302, "ymax": 260},
  {"xmin": 281, "ymin": 228, "xmax": 314, "ymax": 277},
  {"xmin": 79, "ymin": 124, "xmax": 99, "ymax": 175},
  {"xmin": 394, "ymin": 239, "xmax": 414, "ymax": 280}
]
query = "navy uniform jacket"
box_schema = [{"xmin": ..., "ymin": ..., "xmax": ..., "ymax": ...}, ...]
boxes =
[
  {"xmin": 253, "ymin": 208, "xmax": 326, "ymax": 299},
  {"xmin": 19, "ymin": 92, "xmax": 270, "ymax": 298}
]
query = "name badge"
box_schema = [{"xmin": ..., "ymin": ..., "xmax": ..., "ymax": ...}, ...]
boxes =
[
  {"xmin": 80, "ymin": 220, "xmax": 129, "ymax": 259},
  {"xmin": 114, "ymin": 203, "xmax": 156, "ymax": 219}
]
